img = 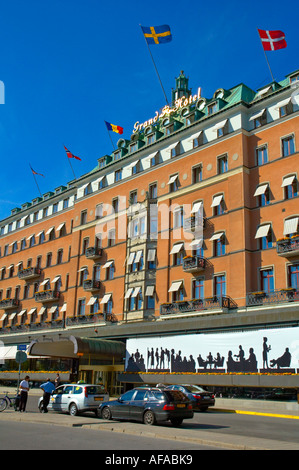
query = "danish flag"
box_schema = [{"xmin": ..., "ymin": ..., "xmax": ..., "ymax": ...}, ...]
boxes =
[{"xmin": 258, "ymin": 29, "xmax": 287, "ymax": 51}]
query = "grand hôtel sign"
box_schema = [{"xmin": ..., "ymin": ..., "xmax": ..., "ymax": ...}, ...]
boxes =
[{"xmin": 132, "ymin": 87, "xmax": 202, "ymax": 134}]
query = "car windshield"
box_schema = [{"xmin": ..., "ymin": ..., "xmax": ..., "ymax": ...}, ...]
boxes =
[{"xmin": 164, "ymin": 390, "xmax": 189, "ymax": 402}]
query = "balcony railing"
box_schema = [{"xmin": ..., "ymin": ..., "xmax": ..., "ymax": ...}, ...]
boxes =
[
  {"xmin": 160, "ymin": 295, "xmax": 237, "ymax": 315},
  {"xmin": 0, "ymin": 298, "xmax": 19, "ymax": 310},
  {"xmin": 276, "ymin": 236, "xmax": 299, "ymax": 257},
  {"xmin": 83, "ymin": 279, "xmax": 101, "ymax": 291},
  {"xmin": 182, "ymin": 255, "xmax": 206, "ymax": 273},
  {"xmin": 184, "ymin": 215, "xmax": 205, "ymax": 233},
  {"xmin": 18, "ymin": 267, "xmax": 42, "ymax": 280},
  {"xmin": 35, "ymin": 290, "xmax": 60, "ymax": 303},
  {"xmin": 246, "ymin": 288, "xmax": 299, "ymax": 307},
  {"xmin": 66, "ymin": 312, "xmax": 105, "ymax": 327},
  {"xmin": 85, "ymin": 247, "xmax": 103, "ymax": 260}
]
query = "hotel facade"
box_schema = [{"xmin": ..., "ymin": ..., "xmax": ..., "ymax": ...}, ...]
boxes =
[{"xmin": 0, "ymin": 70, "xmax": 299, "ymax": 395}]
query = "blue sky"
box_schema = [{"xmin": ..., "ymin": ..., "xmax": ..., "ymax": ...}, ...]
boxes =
[{"xmin": 0, "ymin": 0, "xmax": 297, "ymax": 222}]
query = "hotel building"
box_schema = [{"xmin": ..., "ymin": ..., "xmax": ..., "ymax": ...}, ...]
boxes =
[{"xmin": 0, "ymin": 70, "xmax": 299, "ymax": 395}]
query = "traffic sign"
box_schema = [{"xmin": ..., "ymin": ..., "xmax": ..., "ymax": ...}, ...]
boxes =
[
  {"xmin": 15, "ymin": 351, "xmax": 27, "ymax": 364},
  {"xmin": 17, "ymin": 344, "xmax": 27, "ymax": 351}
]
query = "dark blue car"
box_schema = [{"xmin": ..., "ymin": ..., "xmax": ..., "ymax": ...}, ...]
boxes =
[{"xmin": 98, "ymin": 387, "xmax": 194, "ymax": 426}]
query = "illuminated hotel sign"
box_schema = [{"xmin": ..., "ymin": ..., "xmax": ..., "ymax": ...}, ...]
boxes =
[{"xmin": 132, "ymin": 87, "xmax": 202, "ymax": 134}]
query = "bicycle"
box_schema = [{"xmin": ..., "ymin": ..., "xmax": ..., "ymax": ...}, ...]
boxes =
[{"xmin": 0, "ymin": 391, "xmax": 19, "ymax": 412}]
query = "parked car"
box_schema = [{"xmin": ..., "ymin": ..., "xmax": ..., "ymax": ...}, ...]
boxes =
[
  {"xmin": 38, "ymin": 384, "xmax": 109, "ymax": 416},
  {"xmin": 98, "ymin": 386, "xmax": 194, "ymax": 426},
  {"xmin": 165, "ymin": 384, "xmax": 215, "ymax": 411}
]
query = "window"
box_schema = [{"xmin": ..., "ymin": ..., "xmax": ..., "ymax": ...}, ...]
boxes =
[
  {"xmin": 39, "ymin": 231, "xmax": 45, "ymax": 244},
  {"xmin": 90, "ymin": 298, "xmax": 99, "ymax": 314},
  {"xmin": 129, "ymin": 190, "xmax": 138, "ymax": 205},
  {"xmin": 107, "ymin": 229, "xmax": 115, "ymax": 247},
  {"xmin": 146, "ymin": 286, "xmax": 155, "ymax": 309},
  {"xmin": 212, "ymin": 194, "xmax": 225, "ymax": 216},
  {"xmin": 288, "ymin": 264, "xmax": 299, "ymax": 289},
  {"xmin": 259, "ymin": 229, "xmax": 273, "ymax": 250},
  {"xmin": 214, "ymin": 235, "xmax": 225, "ymax": 256},
  {"xmin": 132, "ymin": 251, "xmax": 143, "ymax": 272},
  {"xmin": 173, "ymin": 207, "xmax": 184, "ymax": 229},
  {"xmin": 217, "ymin": 155, "xmax": 228, "ymax": 174},
  {"xmin": 115, "ymin": 169, "xmax": 122, "ymax": 182},
  {"xmin": 29, "ymin": 235, "xmax": 35, "ymax": 248},
  {"xmin": 214, "ymin": 274, "xmax": 226, "ymax": 297},
  {"xmin": 80, "ymin": 210, "xmax": 87, "ymax": 225},
  {"xmin": 63, "ymin": 198, "xmax": 69, "ymax": 209},
  {"xmin": 20, "ymin": 239, "xmax": 26, "ymax": 251},
  {"xmin": 254, "ymin": 184, "xmax": 270, "ymax": 207},
  {"xmin": 79, "ymin": 268, "xmax": 88, "ymax": 286},
  {"xmin": 282, "ymin": 175, "xmax": 298, "ymax": 199},
  {"xmin": 84, "ymin": 183, "xmax": 92, "ymax": 196},
  {"xmin": 147, "ymin": 249, "xmax": 156, "ymax": 269},
  {"xmin": 130, "ymin": 142, "xmax": 138, "ymax": 153},
  {"xmin": 23, "ymin": 284, "xmax": 30, "ymax": 300},
  {"xmin": 193, "ymin": 132, "xmax": 203, "ymax": 148},
  {"xmin": 12, "ymin": 242, "xmax": 17, "ymax": 254},
  {"xmin": 52, "ymin": 203, "xmax": 58, "ymax": 213},
  {"xmin": 172, "ymin": 285, "xmax": 184, "ymax": 302},
  {"xmin": 105, "ymin": 262, "xmax": 114, "ymax": 280},
  {"xmin": 93, "ymin": 264, "xmax": 101, "ymax": 281},
  {"xmin": 36, "ymin": 256, "xmax": 42, "ymax": 269},
  {"xmin": 282, "ymin": 135, "xmax": 295, "ymax": 157},
  {"xmin": 95, "ymin": 203, "xmax": 103, "ymax": 219},
  {"xmin": 256, "ymin": 146, "xmax": 268, "ymax": 166},
  {"xmin": 192, "ymin": 164, "xmax": 202, "ymax": 184},
  {"xmin": 168, "ymin": 174, "xmax": 179, "ymax": 192},
  {"xmin": 43, "ymin": 207, "xmax": 48, "ymax": 218},
  {"xmin": 9, "ymin": 265, "xmax": 14, "ymax": 278},
  {"xmin": 192, "ymin": 278, "xmax": 204, "ymax": 299},
  {"xmin": 57, "ymin": 249, "xmax": 63, "ymax": 265},
  {"xmin": 78, "ymin": 299, "xmax": 86, "ymax": 316},
  {"xmin": 149, "ymin": 183, "xmax": 157, "ymax": 199},
  {"xmin": 260, "ymin": 268, "xmax": 274, "ymax": 293},
  {"xmin": 147, "ymin": 134, "xmax": 155, "ymax": 145},
  {"xmin": 112, "ymin": 198, "xmax": 119, "ymax": 214},
  {"xmin": 208, "ymin": 102, "xmax": 217, "ymax": 115},
  {"xmin": 46, "ymin": 253, "xmax": 52, "ymax": 267}
]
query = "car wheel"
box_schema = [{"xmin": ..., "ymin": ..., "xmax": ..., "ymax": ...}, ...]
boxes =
[
  {"xmin": 69, "ymin": 403, "xmax": 79, "ymax": 416},
  {"xmin": 170, "ymin": 418, "xmax": 183, "ymax": 426},
  {"xmin": 39, "ymin": 401, "xmax": 44, "ymax": 413},
  {"xmin": 101, "ymin": 406, "xmax": 112, "ymax": 420},
  {"xmin": 143, "ymin": 410, "xmax": 155, "ymax": 425}
]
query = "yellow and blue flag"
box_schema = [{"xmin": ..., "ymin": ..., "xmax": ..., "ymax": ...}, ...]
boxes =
[{"xmin": 141, "ymin": 25, "xmax": 172, "ymax": 45}]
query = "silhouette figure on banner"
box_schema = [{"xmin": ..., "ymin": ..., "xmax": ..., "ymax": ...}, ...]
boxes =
[{"xmin": 270, "ymin": 348, "xmax": 291, "ymax": 369}]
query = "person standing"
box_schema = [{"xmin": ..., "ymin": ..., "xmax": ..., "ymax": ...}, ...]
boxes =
[
  {"xmin": 19, "ymin": 375, "xmax": 30, "ymax": 412},
  {"xmin": 40, "ymin": 378, "xmax": 55, "ymax": 413},
  {"xmin": 54, "ymin": 373, "xmax": 61, "ymax": 389}
]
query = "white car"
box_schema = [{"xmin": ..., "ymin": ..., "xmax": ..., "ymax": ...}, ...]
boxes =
[{"xmin": 38, "ymin": 384, "xmax": 109, "ymax": 416}]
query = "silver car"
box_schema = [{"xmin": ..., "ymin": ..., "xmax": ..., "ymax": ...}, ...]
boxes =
[{"xmin": 38, "ymin": 384, "xmax": 109, "ymax": 416}]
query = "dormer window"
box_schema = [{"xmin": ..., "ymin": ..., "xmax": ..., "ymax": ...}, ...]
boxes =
[{"xmin": 208, "ymin": 102, "xmax": 217, "ymax": 115}]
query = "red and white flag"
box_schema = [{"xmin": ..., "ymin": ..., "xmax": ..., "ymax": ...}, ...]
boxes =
[
  {"xmin": 64, "ymin": 145, "xmax": 82, "ymax": 161},
  {"xmin": 258, "ymin": 29, "xmax": 287, "ymax": 51}
]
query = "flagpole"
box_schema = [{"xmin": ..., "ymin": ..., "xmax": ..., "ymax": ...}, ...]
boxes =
[
  {"xmin": 140, "ymin": 25, "xmax": 169, "ymax": 105},
  {"xmin": 29, "ymin": 164, "xmax": 42, "ymax": 197},
  {"xmin": 68, "ymin": 157, "xmax": 77, "ymax": 180},
  {"xmin": 105, "ymin": 122, "xmax": 116, "ymax": 151},
  {"xmin": 257, "ymin": 28, "xmax": 275, "ymax": 82}
]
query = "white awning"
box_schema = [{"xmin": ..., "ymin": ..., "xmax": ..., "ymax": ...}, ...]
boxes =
[
  {"xmin": 255, "ymin": 86, "xmax": 271, "ymax": 98},
  {"xmin": 126, "ymin": 160, "xmax": 139, "ymax": 170},
  {"xmin": 51, "ymin": 276, "xmax": 61, "ymax": 284},
  {"xmin": 92, "ymin": 176, "xmax": 104, "ymax": 190},
  {"xmin": 124, "ymin": 288, "xmax": 134, "ymax": 299},
  {"xmin": 249, "ymin": 108, "xmax": 265, "ymax": 121},
  {"xmin": 127, "ymin": 252, "xmax": 136, "ymax": 265},
  {"xmin": 254, "ymin": 183, "xmax": 268, "ymax": 197},
  {"xmin": 56, "ymin": 223, "xmax": 65, "ymax": 232},
  {"xmin": 145, "ymin": 285, "xmax": 155, "ymax": 296},
  {"xmin": 38, "ymin": 307, "xmax": 46, "ymax": 316},
  {"xmin": 211, "ymin": 194, "xmax": 223, "ymax": 207},
  {"xmin": 45, "ymin": 227, "xmax": 55, "ymax": 235},
  {"xmin": 40, "ymin": 279, "xmax": 50, "ymax": 286},
  {"xmin": 283, "ymin": 217, "xmax": 299, "ymax": 235},
  {"xmin": 165, "ymin": 141, "xmax": 179, "ymax": 152},
  {"xmin": 78, "ymin": 267, "xmax": 88, "ymax": 273},
  {"xmin": 281, "ymin": 175, "xmax": 295, "ymax": 187},
  {"xmin": 16, "ymin": 261, "xmax": 23, "ymax": 267},
  {"xmin": 9, "ymin": 240, "xmax": 17, "ymax": 246},
  {"xmin": 102, "ymin": 260, "xmax": 113, "ymax": 269},
  {"xmin": 147, "ymin": 249, "xmax": 156, "ymax": 262},
  {"xmin": 87, "ymin": 297, "xmax": 98, "ymax": 306},
  {"xmin": 26, "ymin": 234, "xmax": 34, "ymax": 241},
  {"xmin": 17, "ymin": 309, "xmax": 27, "ymax": 317},
  {"xmin": 49, "ymin": 305, "xmax": 58, "ymax": 314},
  {"xmin": 0, "ymin": 313, "xmax": 7, "ymax": 321},
  {"xmin": 188, "ymin": 130, "xmax": 202, "ymax": 142},
  {"xmin": 211, "ymin": 119, "xmax": 227, "ymax": 132},
  {"xmin": 275, "ymin": 98, "xmax": 291, "ymax": 110},
  {"xmin": 100, "ymin": 294, "xmax": 112, "ymax": 304},
  {"xmin": 255, "ymin": 224, "xmax": 271, "ymax": 239},
  {"xmin": 144, "ymin": 152, "xmax": 158, "ymax": 162},
  {"xmin": 9, "ymin": 312, "xmax": 17, "ymax": 320},
  {"xmin": 28, "ymin": 308, "xmax": 37, "ymax": 316},
  {"xmin": 170, "ymin": 243, "xmax": 184, "ymax": 254},
  {"xmin": 191, "ymin": 201, "xmax": 203, "ymax": 213},
  {"xmin": 60, "ymin": 303, "xmax": 67, "ymax": 312},
  {"xmin": 134, "ymin": 250, "xmax": 143, "ymax": 263},
  {"xmin": 210, "ymin": 232, "xmax": 224, "ymax": 241},
  {"xmin": 36, "ymin": 230, "xmax": 44, "ymax": 237},
  {"xmin": 168, "ymin": 281, "xmax": 182, "ymax": 293},
  {"xmin": 167, "ymin": 174, "xmax": 178, "ymax": 185},
  {"xmin": 131, "ymin": 287, "xmax": 141, "ymax": 298},
  {"xmin": 190, "ymin": 238, "xmax": 203, "ymax": 247}
]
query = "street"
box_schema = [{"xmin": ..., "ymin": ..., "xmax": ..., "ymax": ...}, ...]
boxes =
[{"xmin": 0, "ymin": 394, "xmax": 298, "ymax": 451}]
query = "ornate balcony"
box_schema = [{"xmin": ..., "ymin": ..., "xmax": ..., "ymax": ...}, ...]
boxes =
[
  {"xmin": 0, "ymin": 298, "xmax": 19, "ymax": 310},
  {"xmin": 246, "ymin": 288, "xmax": 299, "ymax": 307},
  {"xmin": 276, "ymin": 236, "xmax": 299, "ymax": 257},
  {"xmin": 66, "ymin": 312, "xmax": 104, "ymax": 327},
  {"xmin": 18, "ymin": 267, "xmax": 42, "ymax": 280},
  {"xmin": 182, "ymin": 255, "xmax": 206, "ymax": 273},
  {"xmin": 85, "ymin": 247, "xmax": 103, "ymax": 260},
  {"xmin": 160, "ymin": 296, "xmax": 237, "ymax": 315},
  {"xmin": 184, "ymin": 215, "xmax": 205, "ymax": 233},
  {"xmin": 35, "ymin": 290, "xmax": 60, "ymax": 303},
  {"xmin": 83, "ymin": 279, "xmax": 101, "ymax": 292}
]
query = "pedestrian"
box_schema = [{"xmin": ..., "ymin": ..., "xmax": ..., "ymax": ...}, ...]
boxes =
[
  {"xmin": 19, "ymin": 375, "xmax": 30, "ymax": 412},
  {"xmin": 40, "ymin": 378, "xmax": 55, "ymax": 413},
  {"xmin": 54, "ymin": 373, "xmax": 61, "ymax": 389}
]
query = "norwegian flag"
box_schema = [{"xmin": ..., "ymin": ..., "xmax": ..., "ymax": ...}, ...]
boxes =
[
  {"xmin": 258, "ymin": 29, "xmax": 287, "ymax": 51},
  {"xmin": 64, "ymin": 145, "xmax": 82, "ymax": 161}
]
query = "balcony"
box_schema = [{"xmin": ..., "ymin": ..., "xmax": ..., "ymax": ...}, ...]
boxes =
[
  {"xmin": 183, "ymin": 255, "xmax": 206, "ymax": 273},
  {"xmin": 0, "ymin": 298, "xmax": 19, "ymax": 310},
  {"xmin": 246, "ymin": 288, "xmax": 299, "ymax": 307},
  {"xmin": 85, "ymin": 247, "xmax": 103, "ymax": 260},
  {"xmin": 276, "ymin": 236, "xmax": 299, "ymax": 257},
  {"xmin": 160, "ymin": 296, "xmax": 237, "ymax": 315},
  {"xmin": 83, "ymin": 279, "xmax": 101, "ymax": 292},
  {"xmin": 18, "ymin": 267, "xmax": 42, "ymax": 280},
  {"xmin": 66, "ymin": 312, "xmax": 104, "ymax": 327},
  {"xmin": 35, "ymin": 290, "xmax": 60, "ymax": 303}
]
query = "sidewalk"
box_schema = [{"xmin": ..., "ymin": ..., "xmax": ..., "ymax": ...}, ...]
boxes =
[{"xmin": 0, "ymin": 387, "xmax": 299, "ymax": 450}]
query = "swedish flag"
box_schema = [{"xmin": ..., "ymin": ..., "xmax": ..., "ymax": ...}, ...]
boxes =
[{"xmin": 141, "ymin": 25, "xmax": 172, "ymax": 45}]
